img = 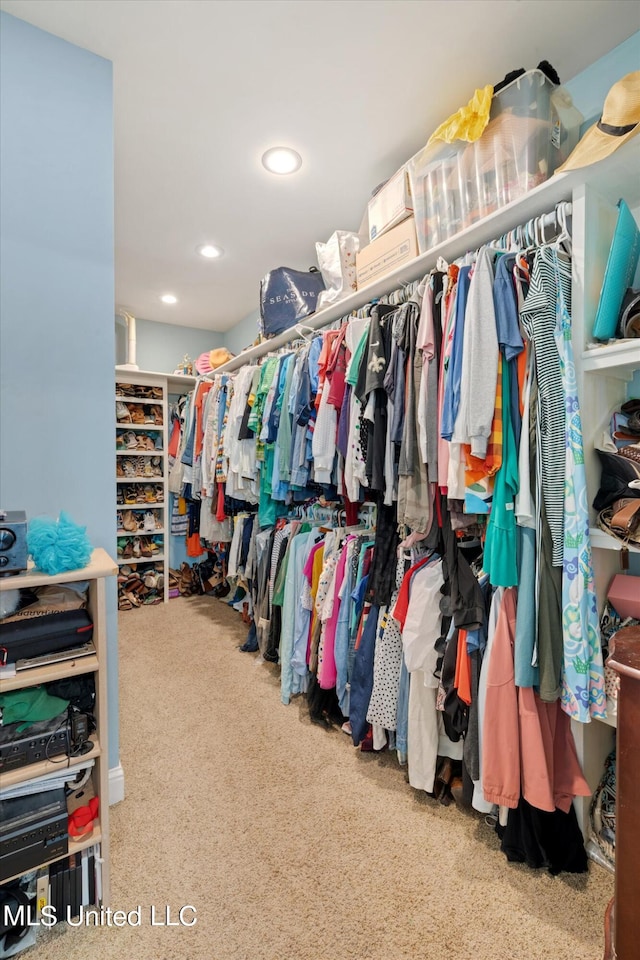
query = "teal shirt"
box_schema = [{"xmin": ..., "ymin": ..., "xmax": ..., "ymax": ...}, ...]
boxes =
[{"xmin": 484, "ymin": 359, "xmax": 519, "ymax": 587}]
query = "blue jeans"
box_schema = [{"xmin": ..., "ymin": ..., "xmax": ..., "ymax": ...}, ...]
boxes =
[{"xmin": 396, "ymin": 656, "xmax": 410, "ymax": 764}]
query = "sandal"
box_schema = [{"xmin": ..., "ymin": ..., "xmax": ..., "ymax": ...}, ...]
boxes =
[
  {"xmin": 123, "ymin": 589, "xmax": 141, "ymax": 607},
  {"xmin": 140, "ymin": 537, "xmax": 153, "ymax": 558},
  {"xmin": 130, "ymin": 405, "xmax": 146, "ymax": 424},
  {"xmin": 118, "ymin": 595, "xmax": 133, "ymax": 611},
  {"xmin": 116, "ymin": 460, "xmax": 125, "ymax": 478},
  {"xmin": 124, "ymin": 485, "xmax": 137, "ymax": 505},
  {"xmin": 150, "ymin": 405, "xmax": 163, "ymax": 425},
  {"xmin": 144, "ymin": 484, "xmax": 157, "ymax": 503},
  {"xmin": 122, "ymin": 457, "xmax": 136, "ymax": 478},
  {"xmin": 116, "ymin": 401, "xmax": 132, "ymax": 423}
]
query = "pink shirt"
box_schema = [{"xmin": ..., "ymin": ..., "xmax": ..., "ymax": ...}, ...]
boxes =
[
  {"xmin": 482, "ymin": 588, "xmax": 591, "ymax": 812},
  {"xmin": 318, "ymin": 539, "xmax": 351, "ymax": 690}
]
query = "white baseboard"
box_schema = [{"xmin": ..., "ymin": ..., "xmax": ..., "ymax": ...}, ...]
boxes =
[{"xmin": 108, "ymin": 764, "xmax": 125, "ymax": 805}]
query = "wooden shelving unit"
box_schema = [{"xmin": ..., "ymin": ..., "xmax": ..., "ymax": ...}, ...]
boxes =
[{"xmin": 0, "ymin": 547, "xmax": 116, "ymax": 904}]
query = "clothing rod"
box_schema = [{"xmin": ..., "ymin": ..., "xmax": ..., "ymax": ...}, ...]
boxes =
[{"xmin": 215, "ymin": 181, "xmax": 577, "ymax": 375}]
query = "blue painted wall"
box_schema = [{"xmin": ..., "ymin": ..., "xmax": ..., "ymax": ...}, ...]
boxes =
[
  {"xmin": 566, "ymin": 31, "xmax": 640, "ymax": 127},
  {"xmin": 115, "ymin": 316, "xmax": 223, "ymax": 373},
  {"xmin": 0, "ymin": 14, "xmax": 120, "ymax": 770},
  {"xmin": 224, "ymin": 310, "xmax": 261, "ymax": 356}
]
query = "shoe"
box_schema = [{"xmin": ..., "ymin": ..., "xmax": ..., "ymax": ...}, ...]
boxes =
[
  {"xmin": 309, "ymin": 713, "xmax": 331, "ymax": 730},
  {"xmin": 143, "ymin": 512, "xmax": 157, "ymax": 533},
  {"xmin": 116, "ymin": 487, "xmax": 124, "ymax": 504},
  {"xmin": 132, "ymin": 537, "xmax": 142, "ymax": 558},
  {"xmin": 116, "ymin": 461, "xmax": 125, "ymax": 478},
  {"xmin": 124, "ymin": 486, "xmax": 137, "ymax": 505},
  {"xmin": 122, "ymin": 510, "xmax": 137, "ymax": 532},
  {"xmin": 116, "ymin": 401, "xmax": 132, "ymax": 423}
]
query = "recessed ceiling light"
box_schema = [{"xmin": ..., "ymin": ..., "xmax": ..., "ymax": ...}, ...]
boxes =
[
  {"xmin": 261, "ymin": 146, "xmax": 302, "ymax": 175},
  {"xmin": 197, "ymin": 244, "xmax": 224, "ymax": 259},
  {"xmin": 161, "ymin": 294, "xmax": 177, "ymax": 304}
]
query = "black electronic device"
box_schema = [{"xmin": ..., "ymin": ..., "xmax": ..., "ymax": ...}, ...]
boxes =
[
  {"xmin": 0, "ymin": 510, "xmax": 28, "ymax": 577},
  {"xmin": 0, "ymin": 788, "xmax": 68, "ymax": 881},
  {"xmin": 0, "ymin": 609, "xmax": 93, "ymax": 666},
  {"xmin": 0, "ymin": 713, "xmax": 72, "ymax": 774}
]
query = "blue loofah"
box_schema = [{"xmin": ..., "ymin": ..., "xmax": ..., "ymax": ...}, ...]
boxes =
[{"xmin": 27, "ymin": 511, "xmax": 93, "ymax": 576}]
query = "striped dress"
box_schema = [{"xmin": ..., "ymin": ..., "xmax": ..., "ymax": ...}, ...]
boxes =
[{"xmin": 520, "ymin": 247, "xmax": 567, "ymax": 567}]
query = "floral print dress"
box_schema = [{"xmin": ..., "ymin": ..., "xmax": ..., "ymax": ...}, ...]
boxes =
[{"xmin": 552, "ymin": 249, "xmax": 606, "ymax": 721}]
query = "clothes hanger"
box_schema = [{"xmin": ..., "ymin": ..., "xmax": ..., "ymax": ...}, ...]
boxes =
[
  {"xmin": 293, "ymin": 323, "xmax": 317, "ymax": 342},
  {"xmin": 554, "ymin": 200, "xmax": 573, "ymax": 256}
]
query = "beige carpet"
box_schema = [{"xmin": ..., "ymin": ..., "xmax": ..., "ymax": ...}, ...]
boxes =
[{"xmin": 35, "ymin": 596, "xmax": 612, "ymax": 960}]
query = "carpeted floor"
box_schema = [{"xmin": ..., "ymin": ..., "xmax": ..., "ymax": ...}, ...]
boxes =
[{"xmin": 35, "ymin": 596, "xmax": 612, "ymax": 960}]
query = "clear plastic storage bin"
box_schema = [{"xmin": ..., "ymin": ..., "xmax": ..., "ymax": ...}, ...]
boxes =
[{"xmin": 408, "ymin": 70, "xmax": 582, "ymax": 252}]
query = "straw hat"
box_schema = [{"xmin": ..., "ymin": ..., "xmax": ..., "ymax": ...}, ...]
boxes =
[{"xmin": 557, "ymin": 71, "xmax": 640, "ymax": 172}]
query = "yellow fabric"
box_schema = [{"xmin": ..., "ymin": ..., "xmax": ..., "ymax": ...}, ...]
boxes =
[{"xmin": 428, "ymin": 85, "xmax": 494, "ymax": 146}]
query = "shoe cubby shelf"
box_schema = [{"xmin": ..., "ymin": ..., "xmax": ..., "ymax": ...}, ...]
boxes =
[
  {"xmin": 581, "ymin": 339, "xmax": 640, "ymax": 377},
  {"xmin": 117, "ymin": 528, "xmax": 165, "ymax": 536},
  {"xmin": 116, "ymin": 420, "xmax": 164, "ymax": 433},
  {"xmin": 115, "ymin": 395, "xmax": 166, "ymax": 405},
  {"xmin": 115, "ymin": 372, "xmax": 182, "ymax": 607},
  {"xmin": 116, "ymin": 450, "xmax": 163, "ymax": 456},
  {"xmin": 116, "ymin": 477, "xmax": 164, "ymax": 485},
  {"xmin": 117, "ymin": 555, "xmax": 165, "ymax": 565}
]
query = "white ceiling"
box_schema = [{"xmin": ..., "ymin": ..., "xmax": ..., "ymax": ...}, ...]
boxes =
[{"xmin": 1, "ymin": 0, "xmax": 638, "ymax": 331}]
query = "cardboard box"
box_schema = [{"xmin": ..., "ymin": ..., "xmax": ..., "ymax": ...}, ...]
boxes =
[
  {"xmin": 356, "ymin": 216, "xmax": 418, "ymax": 289},
  {"xmin": 367, "ymin": 166, "xmax": 413, "ymax": 242}
]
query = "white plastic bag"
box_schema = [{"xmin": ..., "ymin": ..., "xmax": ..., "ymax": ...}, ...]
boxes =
[{"xmin": 315, "ymin": 230, "xmax": 360, "ymax": 310}]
